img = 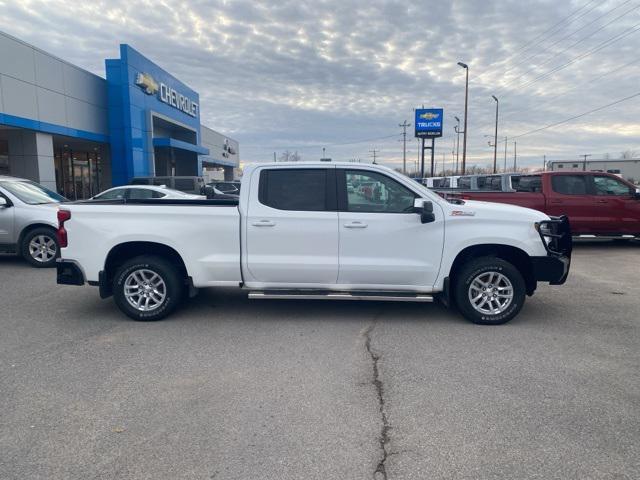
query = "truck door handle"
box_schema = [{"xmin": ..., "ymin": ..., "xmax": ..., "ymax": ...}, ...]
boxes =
[
  {"xmin": 596, "ymin": 199, "xmax": 608, "ymax": 203},
  {"xmin": 549, "ymin": 199, "xmax": 562, "ymax": 204},
  {"xmin": 252, "ymin": 220, "xmax": 276, "ymax": 227},
  {"xmin": 344, "ymin": 221, "xmax": 368, "ymax": 228}
]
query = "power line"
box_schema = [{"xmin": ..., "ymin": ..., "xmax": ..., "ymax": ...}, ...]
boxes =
[
  {"xmin": 500, "ymin": 2, "xmax": 640, "ymax": 89},
  {"xmin": 510, "ymin": 91, "xmax": 640, "ymax": 140},
  {"xmin": 243, "ymin": 133, "xmax": 401, "ymax": 151},
  {"xmin": 501, "ymin": 53, "xmax": 640, "ymax": 120},
  {"xmin": 475, "ymin": 0, "xmax": 601, "ymax": 81},
  {"xmin": 511, "ymin": 22, "xmax": 640, "ymax": 92}
]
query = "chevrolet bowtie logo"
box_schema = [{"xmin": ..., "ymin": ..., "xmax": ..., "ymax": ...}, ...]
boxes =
[
  {"xmin": 135, "ymin": 72, "xmax": 159, "ymax": 95},
  {"xmin": 419, "ymin": 112, "xmax": 439, "ymax": 120}
]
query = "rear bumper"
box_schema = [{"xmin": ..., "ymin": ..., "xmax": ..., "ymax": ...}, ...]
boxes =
[
  {"xmin": 531, "ymin": 255, "xmax": 570, "ymax": 285},
  {"xmin": 56, "ymin": 260, "xmax": 85, "ymax": 285}
]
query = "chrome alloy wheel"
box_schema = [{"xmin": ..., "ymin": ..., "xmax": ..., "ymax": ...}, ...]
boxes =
[
  {"xmin": 28, "ymin": 234, "xmax": 57, "ymax": 263},
  {"xmin": 124, "ymin": 269, "xmax": 167, "ymax": 312},
  {"xmin": 468, "ymin": 271, "xmax": 514, "ymax": 315}
]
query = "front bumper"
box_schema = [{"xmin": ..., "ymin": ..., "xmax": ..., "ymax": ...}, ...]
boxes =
[
  {"xmin": 531, "ymin": 255, "xmax": 570, "ymax": 285},
  {"xmin": 56, "ymin": 260, "xmax": 85, "ymax": 286},
  {"xmin": 532, "ymin": 215, "xmax": 572, "ymax": 285}
]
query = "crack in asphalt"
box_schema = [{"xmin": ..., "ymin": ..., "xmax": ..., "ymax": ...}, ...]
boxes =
[{"xmin": 364, "ymin": 321, "xmax": 390, "ymax": 480}]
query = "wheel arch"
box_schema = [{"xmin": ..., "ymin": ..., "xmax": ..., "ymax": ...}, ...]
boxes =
[
  {"xmin": 449, "ymin": 243, "xmax": 536, "ymax": 297},
  {"xmin": 18, "ymin": 223, "xmax": 58, "ymax": 255},
  {"xmin": 102, "ymin": 241, "xmax": 189, "ymax": 297}
]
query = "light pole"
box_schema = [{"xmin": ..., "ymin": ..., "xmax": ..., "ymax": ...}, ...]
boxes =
[
  {"xmin": 454, "ymin": 116, "xmax": 461, "ymax": 175},
  {"xmin": 458, "ymin": 62, "xmax": 469, "ymax": 175},
  {"xmin": 491, "ymin": 95, "xmax": 499, "ymax": 174},
  {"xmin": 513, "ymin": 141, "xmax": 517, "ymax": 171}
]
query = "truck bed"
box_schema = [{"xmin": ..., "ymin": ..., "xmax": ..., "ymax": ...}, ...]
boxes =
[{"xmin": 60, "ymin": 200, "xmax": 243, "ymax": 287}]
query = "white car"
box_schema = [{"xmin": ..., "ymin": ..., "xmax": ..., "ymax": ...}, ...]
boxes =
[
  {"xmin": 91, "ymin": 185, "xmax": 205, "ymax": 201},
  {"xmin": 57, "ymin": 162, "xmax": 571, "ymax": 325}
]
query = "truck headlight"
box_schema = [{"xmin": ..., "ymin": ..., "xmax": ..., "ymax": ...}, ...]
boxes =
[{"xmin": 535, "ymin": 222, "xmax": 552, "ymax": 246}]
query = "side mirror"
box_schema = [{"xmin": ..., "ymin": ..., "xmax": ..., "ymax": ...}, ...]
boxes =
[
  {"xmin": 634, "ymin": 188, "xmax": 640, "ymax": 199},
  {"xmin": 413, "ymin": 198, "xmax": 436, "ymax": 224},
  {"xmin": 0, "ymin": 197, "xmax": 8, "ymax": 208}
]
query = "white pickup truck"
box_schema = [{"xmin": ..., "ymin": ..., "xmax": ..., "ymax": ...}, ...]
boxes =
[{"xmin": 56, "ymin": 162, "xmax": 571, "ymax": 325}]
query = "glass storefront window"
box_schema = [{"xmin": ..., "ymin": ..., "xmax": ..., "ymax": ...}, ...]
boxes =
[
  {"xmin": 54, "ymin": 146, "xmax": 103, "ymax": 200},
  {"xmin": 0, "ymin": 139, "xmax": 8, "ymax": 175}
]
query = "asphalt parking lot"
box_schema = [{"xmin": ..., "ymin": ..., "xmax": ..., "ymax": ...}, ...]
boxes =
[{"xmin": 1, "ymin": 241, "xmax": 639, "ymax": 480}]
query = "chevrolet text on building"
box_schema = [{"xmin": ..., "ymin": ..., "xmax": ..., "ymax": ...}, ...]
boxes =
[
  {"xmin": 159, "ymin": 82, "xmax": 198, "ymax": 118},
  {"xmin": 135, "ymin": 72, "xmax": 199, "ymax": 118}
]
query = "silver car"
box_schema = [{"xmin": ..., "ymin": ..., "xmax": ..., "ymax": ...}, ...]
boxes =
[
  {"xmin": 91, "ymin": 185, "xmax": 205, "ymax": 200},
  {"xmin": 0, "ymin": 175, "xmax": 67, "ymax": 268}
]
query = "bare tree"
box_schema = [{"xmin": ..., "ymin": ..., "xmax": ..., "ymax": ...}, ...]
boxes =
[
  {"xmin": 278, "ymin": 150, "xmax": 302, "ymax": 162},
  {"xmin": 620, "ymin": 150, "xmax": 639, "ymax": 159}
]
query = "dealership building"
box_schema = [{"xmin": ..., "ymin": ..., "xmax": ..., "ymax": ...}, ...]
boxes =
[{"xmin": 0, "ymin": 30, "xmax": 239, "ymax": 199}]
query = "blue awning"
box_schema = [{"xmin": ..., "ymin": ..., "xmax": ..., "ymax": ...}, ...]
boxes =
[{"xmin": 153, "ymin": 137, "xmax": 209, "ymax": 155}]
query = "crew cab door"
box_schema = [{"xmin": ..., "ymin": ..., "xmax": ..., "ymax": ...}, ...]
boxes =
[
  {"xmin": 590, "ymin": 174, "xmax": 640, "ymax": 234},
  {"xmin": 546, "ymin": 174, "xmax": 595, "ymax": 233},
  {"xmin": 336, "ymin": 169, "xmax": 444, "ymax": 289},
  {"xmin": 244, "ymin": 167, "xmax": 339, "ymax": 284}
]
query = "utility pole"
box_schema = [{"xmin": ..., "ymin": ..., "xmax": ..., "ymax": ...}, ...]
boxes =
[
  {"xmin": 322, "ymin": 147, "xmax": 326, "ymax": 159},
  {"xmin": 369, "ymin": 148, "xmax": 379, "ymax": 164},
  {"xmin": 543, "ymin": 154, "xmax": 546, "ymax": 172},
  {"xmin": 399, "ymin": 120, "xmax": 411, "ymax": 175},
  {"xmin": 458, "ymin": 62, "xmax": 469, "ymax": 174},
  {"xmin": 491, "ymin": 95, "xmax": 499, "ymax": 174},
  {"xmin": 273, "ymin": 152, "xmax": 276, "ymax": 162},
  {"xmin": 513, "ymin": 141, "xmax": 517, "ymax": 171},
  {"xmin": 581, "ymin": 154, "xmax": 591, "ymax": 171},
  {"xmin": 454, "ymin": 116, "xmax": 461, "ymax": 175},
  {"xmin": 503, "ymin": 137, "xmax": 508, "ymax": 172}
]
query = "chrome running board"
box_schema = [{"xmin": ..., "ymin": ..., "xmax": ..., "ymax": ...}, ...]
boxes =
[{"xmin": 248, "ymin": 291, "xmax": 433, "ymax": 302}]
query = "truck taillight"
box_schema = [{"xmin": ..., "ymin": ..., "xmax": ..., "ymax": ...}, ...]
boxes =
[{"xmin": 57, "ymin": 209, "xmax": 71, "ymax": 248}]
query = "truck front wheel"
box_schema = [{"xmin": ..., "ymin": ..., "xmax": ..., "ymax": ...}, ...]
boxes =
[
  {"xmin": 113, "ymin": 255, "xmax": 183, "ymax": 321},
  {"xmin": 454, "ymin": 257, "xmax": 526, "ymax": 325}
]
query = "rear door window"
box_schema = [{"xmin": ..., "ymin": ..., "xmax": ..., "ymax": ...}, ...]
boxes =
[
  {"xmin": 512, "ymin": 175, "xmax": 542, "ymax": 192},
  {"xmin": 95, "ymin": 188, "xmax": 126, "ymax": 200},
  {"xmin": 551, "ymin": 175, "xmax": 588, "ymax": 195},
  {"xmin": 259, "ymin": 169, "xmax": 329, "ymax": 211},
  {"xmin": 488, "ymin": 176, "xmax": 502, "ymax": 191},
  {"xmin": 128, "ymin": 188, "xmax": 163, "ymax": 199},
  {"xmin": 458, "ymin": 177, "xmax": 471, "ymax": 189}
]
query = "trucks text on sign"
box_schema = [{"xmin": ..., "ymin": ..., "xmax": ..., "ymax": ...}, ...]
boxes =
[{"xmin": 415, "ymin": 108, "xmax": 443, "ymax": 138}]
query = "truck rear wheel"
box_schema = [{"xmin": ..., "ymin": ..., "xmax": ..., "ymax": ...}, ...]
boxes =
[
  {"xmin": 113, "ymin": 255, "xmax": 183, "ymax": 321},
  {"xmin": 454, "ymin": 257, "xmax": 526, "ymax": 325}
]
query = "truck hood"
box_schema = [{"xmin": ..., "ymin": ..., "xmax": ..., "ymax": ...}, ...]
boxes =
[{"xmin": 447, "ymin": 199, "xmax": 548, "ymax": 222}]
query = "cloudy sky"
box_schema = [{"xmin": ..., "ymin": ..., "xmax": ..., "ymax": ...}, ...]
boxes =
[{"xmin": 1, "ymin": 0, "xmax": 639, "ymax": 173}]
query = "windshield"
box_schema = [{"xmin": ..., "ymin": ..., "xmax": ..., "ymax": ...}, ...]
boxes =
[{"xmin": 0, "ymin": 180, "xmax": 67, "ymax": 204}]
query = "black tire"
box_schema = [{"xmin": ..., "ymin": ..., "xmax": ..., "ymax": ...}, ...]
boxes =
[
  {"xmin": 454, "ymin": 256, "xmax": 526, "ymax": 325},
  {"xmin": 21, "ymin": 227, "xmax": 59, "ymax": 268},
  {"xmin": 112, "ymin": 255, "xmax": 183, "ymax": 321}
]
